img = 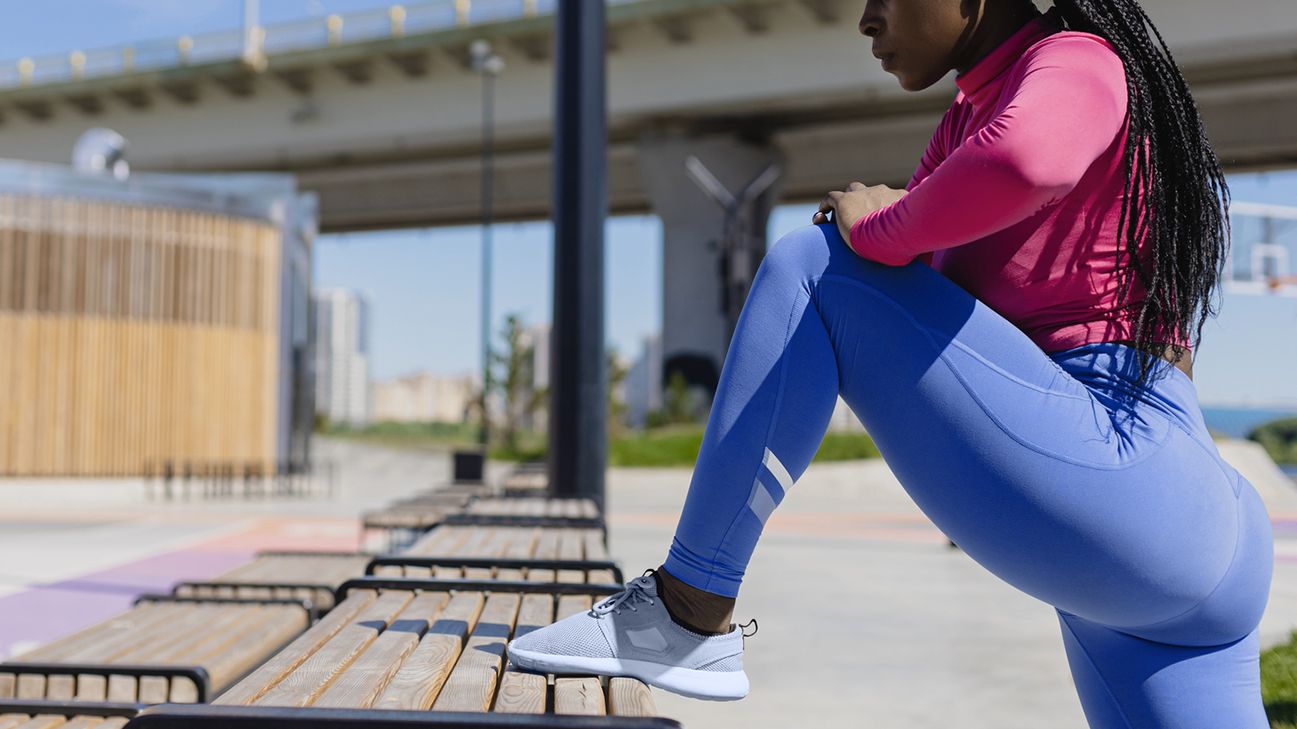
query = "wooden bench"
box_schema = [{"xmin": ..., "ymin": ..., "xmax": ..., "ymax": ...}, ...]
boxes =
[
  {"xmin": 461, "ymin": 498, "xmax": 600, "ymax": 520},
  {"xmin": 362, "ymin": 489, "xmax": 483, "ymax": 550},
  {"xmin": 0, "ymin": 597, "xmax": 311, "ymax": 705},
  {"xmin": 400, "ymin": 526, "xmax": 608, "ymax": 567},
  {"xmin": 193, "ymin": 516, "xmax": 671, "ymax": 726},
  {"xmin": 199, "ymin": 574, "xmax": 671, "ymax": 726},
  {"xmin": 498, "ymin": 462, "xmax": 549, "ymax": 498},
  {"xmin": 173, "ymin": 552, "xmax": 373, "ymax": 614}
]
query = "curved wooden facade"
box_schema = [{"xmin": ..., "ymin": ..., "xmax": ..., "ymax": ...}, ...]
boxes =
[{"xmin": 0, "ymin": 194, "xmax": 286, "ymax": 476}]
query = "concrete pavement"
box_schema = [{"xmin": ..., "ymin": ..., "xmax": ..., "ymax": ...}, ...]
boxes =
[{"xmin": 0, "ymin": 436, "xmax": 1294, "ymax": 728}]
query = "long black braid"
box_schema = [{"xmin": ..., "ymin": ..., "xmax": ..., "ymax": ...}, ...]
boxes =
[{"xmin": 1048, "ymin": 0, "xmax": 1232, "ymax": 393}]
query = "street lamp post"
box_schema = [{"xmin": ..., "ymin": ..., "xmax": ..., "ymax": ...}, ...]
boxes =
[{"xmin": 471, "ymin": 40, "xmax": 505, "ymax": 450}]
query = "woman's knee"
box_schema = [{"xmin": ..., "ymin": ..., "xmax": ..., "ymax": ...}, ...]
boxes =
[{"xmin": 759, "ymin": 224, "xmax": 835, "ymax": 282}]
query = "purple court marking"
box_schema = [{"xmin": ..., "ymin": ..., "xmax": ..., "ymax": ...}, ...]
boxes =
[{"xmin": 0, "ymin": 547, "xmax": 252, "ymax": 659}]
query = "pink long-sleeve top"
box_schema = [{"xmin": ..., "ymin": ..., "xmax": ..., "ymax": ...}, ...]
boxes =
[{"xmin": 847, "ymin": 6, "xmax": 1190, "ymax": 353}]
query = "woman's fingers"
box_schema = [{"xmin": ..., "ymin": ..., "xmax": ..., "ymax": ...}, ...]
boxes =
[
  {"xmin": 813, "ymin": 190, "xmax": 842, "ymax": 223},
  {"xmin": 847, "ymin": 181, "xmax": 867, "ymax": 191}
]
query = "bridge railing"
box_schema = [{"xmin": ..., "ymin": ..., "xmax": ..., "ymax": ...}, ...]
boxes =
[{"xmin": 0, "ymin": 0, "xmax": 633, "ymax": 91}]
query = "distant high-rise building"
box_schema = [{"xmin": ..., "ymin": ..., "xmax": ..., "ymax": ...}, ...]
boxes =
[
  {"xmin": 518, "ymin": 322, "xmax": 551, "ymax": 431},
  {"xmin": 526, "ymin": 322, "xmax": 551, "ymax": 391},
  {"xmin": 625, "ymin": 333, "xmax": 663, "ymax": 428},
  {"xmin": 315, "ymin": 289, "xmax": 371, "ymax": 427}
]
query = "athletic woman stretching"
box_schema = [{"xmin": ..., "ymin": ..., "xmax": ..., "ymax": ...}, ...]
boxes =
[{"xmin": 509, "ymin": 1, "xmax": 1275, "ymax": 725}]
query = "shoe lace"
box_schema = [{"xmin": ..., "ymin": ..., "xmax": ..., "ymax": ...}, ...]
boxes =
[{"xmin": 591, "ymin": 571, "xmax": 657, "ymax": 617}]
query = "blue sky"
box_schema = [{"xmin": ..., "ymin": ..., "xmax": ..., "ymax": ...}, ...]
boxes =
[{"xmin": 5, "ymin": 2, "xmax": 1295, "ymax": 406}]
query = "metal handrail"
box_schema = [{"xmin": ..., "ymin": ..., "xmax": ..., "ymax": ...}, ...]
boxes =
[{"xmin": 0, "ymin": 0, "xmax": 644, "ymax": 91}]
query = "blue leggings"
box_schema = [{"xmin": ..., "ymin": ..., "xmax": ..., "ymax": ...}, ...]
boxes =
[{"xmin": 662, "ymin": 223, "xmax": 1275, "ymax": 727}]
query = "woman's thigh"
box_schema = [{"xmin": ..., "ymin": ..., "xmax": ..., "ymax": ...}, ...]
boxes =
[
  {"xmin": 772, "ymin": 223, "xmax": 1269, "ymax": 643},
  {"xmin": 1057, "ymin": 609, "xmax": 1268, "ymax": 728}
]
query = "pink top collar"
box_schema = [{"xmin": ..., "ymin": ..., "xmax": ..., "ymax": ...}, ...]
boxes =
[{"xmin": 955, "ymin": 7, "xmax": 1065, "ymax": 108}]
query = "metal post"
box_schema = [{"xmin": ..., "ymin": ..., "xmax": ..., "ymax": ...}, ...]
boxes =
[
  {"xmin": 549, "ymin": 0, "xmax": 607, "ymax": 509},
  {"xmin": 472, "ymin": 41, "xmax": 504, "ymax": 450},
  {"xmin": 479, "ymin": 69, "xmax": 494, "ymax": 448}
]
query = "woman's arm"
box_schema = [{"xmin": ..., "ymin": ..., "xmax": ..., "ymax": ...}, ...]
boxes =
[{"xmin": 848, "ymin": 35, "xmax": 1130, "ymax": 267}]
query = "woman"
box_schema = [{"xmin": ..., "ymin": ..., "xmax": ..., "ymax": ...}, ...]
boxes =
[{"xmin": 508, "ymin": 1, "xmax": 1274, "ymax": 725}]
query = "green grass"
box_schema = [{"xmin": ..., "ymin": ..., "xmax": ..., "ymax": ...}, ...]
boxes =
[
  {"xmin": 1263, "ymin": 630, "xmax": 1297, "ymax": 728},
  {"xmin": 321, "ymin": 420, "xmax": 883, "ymax": 467},
  {"xmin": 319, "ymin": 420, "xmax": 481, "ymax": 452}
]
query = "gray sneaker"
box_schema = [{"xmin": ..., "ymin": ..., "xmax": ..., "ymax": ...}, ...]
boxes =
[{"xmin": 505, "ymin": 570, "xmax": 750, "ymax": 701}]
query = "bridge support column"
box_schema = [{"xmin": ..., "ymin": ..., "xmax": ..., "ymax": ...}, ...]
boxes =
[{"xmin": 637, "ymin": 131, "xmax": 784, "ymax": 416}]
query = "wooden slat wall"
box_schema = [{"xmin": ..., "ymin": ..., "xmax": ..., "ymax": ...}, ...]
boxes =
[{"xmin": 0, "ymin": 193, "xmax": 283, "ymax": 476}]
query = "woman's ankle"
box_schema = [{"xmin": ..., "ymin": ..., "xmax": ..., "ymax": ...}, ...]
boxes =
[{"xmin": 653, "ymin": 566, "xmax": 736, "ymax": 635}]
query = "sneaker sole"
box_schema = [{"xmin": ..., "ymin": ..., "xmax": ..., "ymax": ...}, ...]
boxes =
[{"xmin": 506, "ymin": 647, "xmax": 749, "ymax": 701}]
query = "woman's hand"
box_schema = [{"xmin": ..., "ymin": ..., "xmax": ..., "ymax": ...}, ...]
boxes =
[{"xmin": 812, "ymin": 182, "xmax": 909, "ymax": 246}]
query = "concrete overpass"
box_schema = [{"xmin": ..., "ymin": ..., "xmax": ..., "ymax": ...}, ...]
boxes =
[
  {"xmin": 1, "ymin": 0, "xmax": 1294, "ymax": 394},
  {"xmin": 0, "ymin": 0, "xmax": 1293, "ymax": 228}
]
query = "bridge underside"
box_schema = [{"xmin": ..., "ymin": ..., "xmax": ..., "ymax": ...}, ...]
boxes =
[
  {"xmin": 297, "ymin": 80, "xmax": 1297, "ymax": 233},
  {"xmin": 0, "ymin": 0, "xmax": 1289, "ymax": 233}
]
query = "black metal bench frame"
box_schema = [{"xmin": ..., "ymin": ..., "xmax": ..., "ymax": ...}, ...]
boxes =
[
  {"xmin": 364, "ymin": 557, "xmax": 625, "ymax": 585},
  {"xmin": 334, "ymin": 577, "xmax": 625, "ymax": 604},
  {"xmin": 133, "ymin": 593, "xmax": 319, "ymax": 623},
  {"xmin": 127, "ymin": 704, "xmax": 682, "ymax": 728}
]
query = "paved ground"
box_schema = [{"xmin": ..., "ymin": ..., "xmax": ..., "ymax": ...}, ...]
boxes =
[{"xmin": 1, "ymin": 437, "xmax": 1295, "ymax": 728}]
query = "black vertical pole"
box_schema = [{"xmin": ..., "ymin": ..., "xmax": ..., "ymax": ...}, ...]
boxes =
[
  {"xmin": 549, "ymin": 0, "xmax": 607, "ymax": 509},
  {"xmin": 478, "ymin": 65, "xmax": 495, "ymax": 449}
]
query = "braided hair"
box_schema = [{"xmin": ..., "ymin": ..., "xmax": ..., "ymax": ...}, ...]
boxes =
[{"xmin": 1049, "ymin": 0, "xmax": 1231, "ymax": 392}]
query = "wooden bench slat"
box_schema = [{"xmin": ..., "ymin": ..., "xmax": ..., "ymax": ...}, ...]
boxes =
[
  {"xmin": 253, "ymin": 591, "xmax": 412, "ymax": 707},
  {"xmin": 607, "ymin": 677, "xmax": 657, "ymax": 717},
  {"xmin": 104, "ymin": 604, "xmax": 229, "ymax": 665},
  {"xmin": 15, "ymin": 674, "xmax": 45, "ymax": 700},
  {"xmin": 215, "ymin": 591, "xmax": 377, "ymax": 706},
  {"xmin": 430, "ymin": 593, "xmax": 521, "ymax": 712},
  {"xmin": 310, "ymin": 592, "xmax": 448, "ymax": 709},
  {"xmin": 74, "ymin": 674, "xmax": 108, "ymax": 702},
  {"xmin": 157, "ymin": 605, "xmax": 275, "ymax": 664},
  {"xmin": 43, "ymin": 675, "xmax": 75, "ymax": 702},
  {"xmin": 501, "ymin": 528, "xmax": 538, "ymax": 560},
  {"xmin": 12, "ymin": 714, "xmax": 67, "ymax": 729},
  {"xmin": 371, "ymin": 592, "xmax": 485, "ymax": 711},
  {"xmin": 493, "ymin": 593, "xmax": 555, "ymax": 715},
  {"xmin": 554, "ymin": 677, "xmax": 605, "ymax": 715},
  {"xmin": 105, "ymin": 675, "xmax": 137, "ymax": 704},
  {"xmin": 201, "ymin": 607, "xmax": 309, "ymax": 695},
  {"xmin": 54, "ymin": 718, "xmax": 103, "ymax": 729},
  {"xmin": 583, "ymin": 531, "xmax": 609, "ymax": 561}
]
